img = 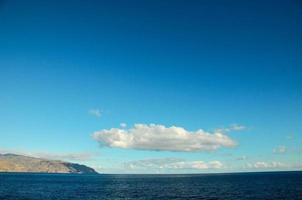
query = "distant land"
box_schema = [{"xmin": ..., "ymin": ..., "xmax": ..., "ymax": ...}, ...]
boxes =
[{"xmin": 0, "ymin": 154, "xmax": 97, "ymax": 174}]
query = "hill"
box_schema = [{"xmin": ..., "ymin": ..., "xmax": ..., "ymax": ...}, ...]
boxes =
[{"xmin": 0, "ymin": 153, "xmax": 97, "ymax": 174}]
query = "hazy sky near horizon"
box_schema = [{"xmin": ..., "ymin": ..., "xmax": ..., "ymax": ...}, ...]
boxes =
[{"xmin": 0, "ymin": 0, "xmax": 302, "ymax": 173}]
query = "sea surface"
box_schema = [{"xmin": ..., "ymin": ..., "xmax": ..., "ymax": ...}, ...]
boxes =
[{"xmin": 0, "ymin": 171, "xmax": 302, "ymax": 200}]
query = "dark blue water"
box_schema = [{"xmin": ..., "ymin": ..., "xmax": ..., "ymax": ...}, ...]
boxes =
[{"xmin": 0, "ymin": 171, "xmax": 302, "ymax": 200}]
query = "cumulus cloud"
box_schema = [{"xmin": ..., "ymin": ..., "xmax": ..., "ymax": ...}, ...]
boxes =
[
  {"xmin": 93, "ymin": 124, "xmax": 238, "ymax": 152},
  {"xmin": 273, "ymin": 146, "xmax": 287, "ymax": 154},
  {"xmin": 89, "ymin": 108, "xmax": 102, "ymax": 118},
  {"xmin": 124, "ymin": 158, "xmax": 223, "ymax": 170}
]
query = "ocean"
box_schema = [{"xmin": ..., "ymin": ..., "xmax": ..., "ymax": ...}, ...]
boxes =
[{"xmin": 0, "ymin": 171, "xmax": 301, "ymax": 200}]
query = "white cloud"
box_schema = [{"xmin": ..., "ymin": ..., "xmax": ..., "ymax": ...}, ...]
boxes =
[
  {"xmin": 32, "ymin": 152, "xmax": 96, "ymax": 162},
  {"xmin": 89, "ymin": 108, "xmax": 102, "ymax": 118},
  {"xmin": 120, "ymin": 123, "xmax": 127, "ymax": 128},
  {"xmin": 273, "ymin": 146, "xmax": 287, "ymax": 154},
  {"xmin": 0, "ymin": 148, "xmax": 95, "ymax": 162},
  {"xmin": 247, "ymin": 161, "xmax": 286, "ymax": 169},
  {"xmin": 215, "ymin": 124, "xmax": 246, "ymax": 133},
  {"xmin": 124, "ymin": 158, "xmax": 223, "ymax": 170},
  {"xmin": 286, "ymin": 135, "xmax": 293, "ymax": 140},
  {"xmin": 93, "ymin": 124, "xmax": 238, "ymax": 152}
]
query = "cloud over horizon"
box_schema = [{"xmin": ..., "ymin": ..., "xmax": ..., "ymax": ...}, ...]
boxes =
[
  {"xmin": 0, "ymin": 148, "xmax": 95, "ymax": 162},
  {"xmin": 246, "ymin": 161, "xmax": 286, "ymax": 169},
  {"xmin": 124, "ymin": 158, "xmax": 223, "ymax": 171},
  {"xmin": 33, "ymin": 152, "xmax": 96, "ymax": 162},
  {"xmin": 93, "ymin": 124, "xmax": 238, "ymax": 152}
]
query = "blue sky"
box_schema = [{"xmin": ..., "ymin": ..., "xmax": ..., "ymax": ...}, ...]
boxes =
[{"xmin": 0, "ymin": 0, "xmax": 301, "ymax": 173}]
